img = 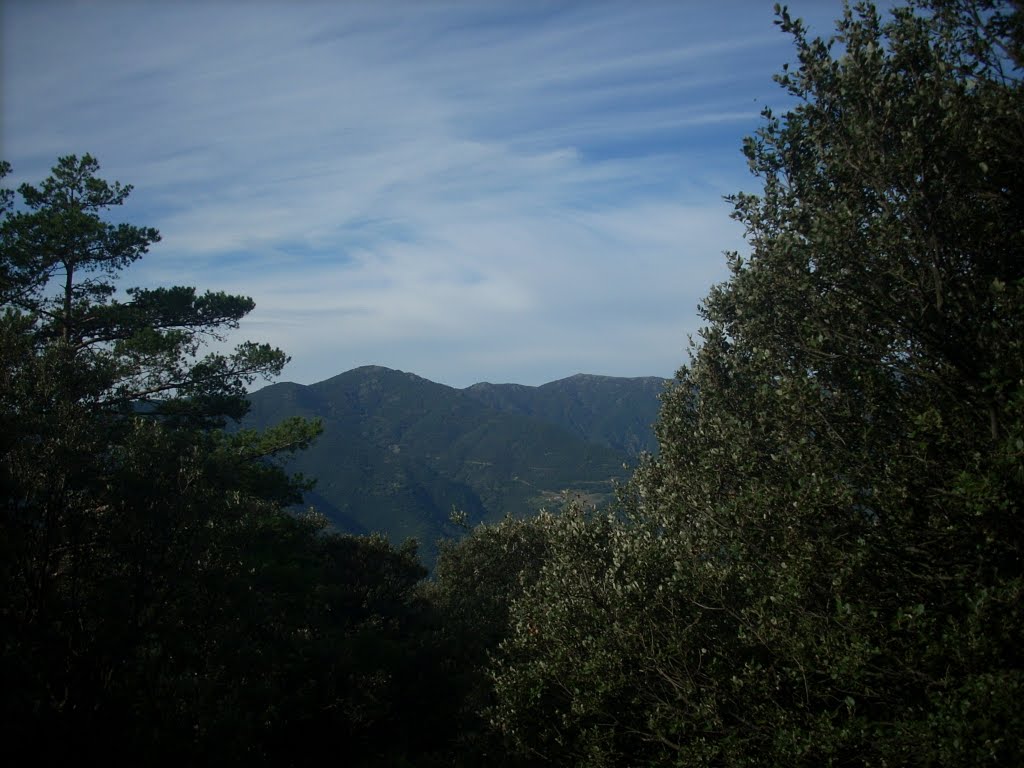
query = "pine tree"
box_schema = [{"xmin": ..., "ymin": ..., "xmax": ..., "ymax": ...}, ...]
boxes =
[{"xmin": 0, "ymin": 155, "xmax": 321, "ymax": 761}]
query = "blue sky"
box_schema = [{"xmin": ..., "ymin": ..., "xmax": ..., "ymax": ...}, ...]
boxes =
[{"xmin": 2, "ymin": 1, "xmax": 851, "ymax": 388}]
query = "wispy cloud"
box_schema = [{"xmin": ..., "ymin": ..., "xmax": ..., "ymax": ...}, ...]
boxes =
[{"xmin": 2, "ymin": 1, "xmax": 848, "ymax": 387}]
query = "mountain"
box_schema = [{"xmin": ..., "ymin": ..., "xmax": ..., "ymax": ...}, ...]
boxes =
[
  {"xmin": 244, "ymin": 366, "xmax": 667, "ymax": 563},
  {"xmin": 464, "ymin": 373, "xmax": 666, "ymax": 456}
]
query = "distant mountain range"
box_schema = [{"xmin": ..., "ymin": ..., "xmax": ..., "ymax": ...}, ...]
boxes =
[{"xmin": 243, "ymin": 366, "xmax": 667, "ymax": 564}]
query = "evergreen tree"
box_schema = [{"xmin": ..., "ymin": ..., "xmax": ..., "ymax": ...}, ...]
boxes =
[
  {"xmin": 491, "ymin": 2, "xmax": 1024, "ymax": 764},
  {"xmin": 0, "ymin": 155, "xmax": 321, "ymax": 762}
]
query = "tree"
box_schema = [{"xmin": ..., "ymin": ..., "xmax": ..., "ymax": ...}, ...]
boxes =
[
  {"xmin": 1, "ymin": 153, "xmax": 289, "ymax": 423},
  {"xmin": 0, "ymin": 154, "xmax": 499, "ymax": 766},
  {"xmin": 427, "ymin": 512, "xmax": 559, "ymax": 767},
  {"xmin": 0, "ymin": 155, "xmax": 324, "ymax": 761},
  {"xmin": 491, "ymin": 1, "xmax": 1024, "ymax": 765}
]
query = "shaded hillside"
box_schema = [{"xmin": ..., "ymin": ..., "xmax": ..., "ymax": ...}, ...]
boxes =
[
  {"xmin": 244, "ymin": 366, "xmax": 659, "ymax": 562},
  {"xmin": 464, "ymin": 373, "xmax": 667, "ymax": 456}
]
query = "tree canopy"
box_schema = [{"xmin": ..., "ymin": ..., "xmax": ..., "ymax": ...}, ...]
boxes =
[
  {"xmin": 0, "ymin": 156, "xmax": 457, "ymax": 766},
  {"xmin": 482, "ymin": 1, "xmax": 1024, "ymax": 764}
]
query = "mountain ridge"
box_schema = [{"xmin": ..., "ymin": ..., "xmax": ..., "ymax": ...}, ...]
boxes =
[{"xmin": 244, "ymin": 365, "xmax": 668, "ymax": 564}]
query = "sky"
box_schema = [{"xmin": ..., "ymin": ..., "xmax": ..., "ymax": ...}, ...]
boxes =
[{"xmin": 1, "ymin": 0, "xmax": 852, "ymax": 389}]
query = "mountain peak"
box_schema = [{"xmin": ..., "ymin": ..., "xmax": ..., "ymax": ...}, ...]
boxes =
[
  {"xmin": 343, "ymin": 364, "xmax": 409, "ymax": 378},
  {"xmin": 313, "ymin": 365, "xmax": 437, "ymax": 389},
  {"xmin": 245, "ymin": 365, "xmax": 660, "ymax": 566}
]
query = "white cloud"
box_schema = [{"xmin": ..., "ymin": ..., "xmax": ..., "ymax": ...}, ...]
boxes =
[{"xmin": 2, "ymin": 0, "xmax": 848, "ymax": 387}]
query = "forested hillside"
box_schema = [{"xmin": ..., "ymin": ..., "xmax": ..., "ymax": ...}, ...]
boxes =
[
  {"xmin": 2, "ymin": 1, "xmax": 1021, "ymax": 765},
  {"xmin": 243, "ymin": 366, "xmax": 663, "ymax": 563},
  {"xmin": 463, "ymin": 373, "xmax": 666, "ymax": 456}
]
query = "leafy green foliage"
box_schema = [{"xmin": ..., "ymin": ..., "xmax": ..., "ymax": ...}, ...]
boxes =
[{"xmin": 489, "ymin": 2, "xmax": 1024, "ymax": 764}]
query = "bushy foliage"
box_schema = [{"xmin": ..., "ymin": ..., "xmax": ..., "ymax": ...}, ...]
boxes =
[
  {"xmin": 427, "ymin": 511, "xmax": 560, "ymax": 767},
  {"xmin": 490, "ymin": 1, "xmax": 1024, "ymax": 764},
  {"xmin": 0, "ymin": 156, "xmax": 450, "ymax": 766}
]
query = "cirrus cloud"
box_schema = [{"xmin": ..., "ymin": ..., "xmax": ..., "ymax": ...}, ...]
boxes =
[{"xmin": 2, "ymin": 0, "xmax": 850, "ymax": 387}]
